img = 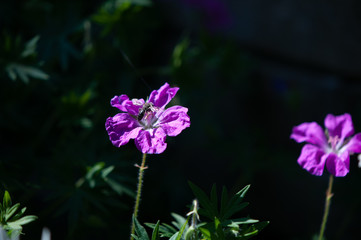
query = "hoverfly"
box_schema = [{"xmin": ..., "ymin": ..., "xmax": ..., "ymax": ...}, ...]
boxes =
[{"xmin": 137, "ymin": 102, "xmax": 156, "ymax": 121}]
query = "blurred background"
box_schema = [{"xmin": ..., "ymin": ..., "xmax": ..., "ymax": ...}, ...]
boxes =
[{"xmin": 1, "ymin": 0, "xmax": 361, "ymax": 239}]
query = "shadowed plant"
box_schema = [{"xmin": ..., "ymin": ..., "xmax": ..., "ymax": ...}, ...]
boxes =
[
  {"xmin": 0, "ymin": 191, "xmax": 37, "ymax": 238},
  {"xmin": 134, "ymin": 183, "xmax": 268, "ymax": 240}
]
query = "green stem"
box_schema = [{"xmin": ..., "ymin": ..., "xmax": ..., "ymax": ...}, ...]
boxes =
[
  {"xmin": 318, "ymin": 175, "xmax": 334, "ymax": 240},
  {"xmin": 130, "ymin": 153, "xmax": 147, "ymax": 240}
]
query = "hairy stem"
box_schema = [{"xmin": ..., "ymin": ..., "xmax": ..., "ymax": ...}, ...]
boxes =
[
  {"xmin": 318, "ymin": 175, "xmax": 334, "ymax": 240},
  {"xmin": 130, "ymin": 153, "xmax": 147, "ymax": 240}
]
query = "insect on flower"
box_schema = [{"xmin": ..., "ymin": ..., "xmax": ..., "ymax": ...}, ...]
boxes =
[
  {"xmin": 137, "ymin": 102, "xmax": 157, "ymax": 121},
  {"xmin": 105, "ymin": 83, "xmax": 190, "ymax": 154}
]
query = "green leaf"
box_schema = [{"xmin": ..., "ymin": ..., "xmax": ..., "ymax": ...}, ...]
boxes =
[
  {"xmin": 221, "ymin": 185, "xmax": 250, "ymax": 220},
  {"xmin": 210, "ymin": 184, "xmax": 218, "ymax": 216},
  {"xmin": 222, "ymin": 202, "xmax": 249, "ymax": 221},
  {"xmin": 169, "ymin": 232, "xmax": 178, "ymax": 240},
  {"xmin": 4, "ymin": 203, "xmax": 20, "ymax": 222},
  {"xmin": 189, "ymin": 182, "xmax": 251, "ymax": 223},
  {"xmin": 86, "ymin": 162, "xmax": 105, "ymax": 180},
  {"xmin": 253, "ymin": 221, "xmax": 269, "ymax": 233},
  {"xmin": 184, "ymin": 226, "xmax": 196, "ymax": 240},
  {"xmin": 214, "ymin": 217, "xmax": 225, "ymax": 240},
  {"xmin": 145, "ymin": 222, "xmax": 176, "ymax": 238},
  {"xmin": 131, "ymin": 235, "xmax": 139, "ymax": 240},
  {"xmin": 133, "ymin": 215, "xmax": 150, "ymax": 240},
  {"xmin": 12, "ymin": 207, "xmax": 27, "ymax": 221},
  {"xmin": 21, "ymin": 35, "xmax": 40, "ymax": 58},
  {"xmin": 10, "ymin": 215, "xmax": 37, "ymax": 226},
  {"xmin": 6, "ymin": 63, "xmax": 49, "ymax": 83},
  {"xmin": 172, "ymin": 38, "xmax": 189, "ymax": 68},
  {"xmin": 168, "ymin": 216, "xmax": 189, "ymax": 240},
  {"xmin": 235, "ymin": 185, "xmax": 250, "ymax": 201},
  {"xmin": 151, "ymin": 221, "xmax": 160, "ymax": 240},
  {"xmin": 188, "ymin": 182, "xmax": 216, "ymax": 219},
  {"xmin": 175, "ymin": 216, "xmax": 189, "ymax": 240},
  {"xmin": 312, "ymin": 234, "xmax": 326, "ymax": 240},
  {"xmin": 104, "ymin": 178, "xmax": 134, "ymax": 197},
  {"xmin": 101, "ymin": 166, "xmax": 114, "ymax": 178},
  {"xmin": 170, "ymin": 213, "xmax": 187, "ymax": 230},
  {"xmin": 79, "ymin": 88, "xmax": 92, "ymax": 106},
  {"xmin": 220, "ymin": 187, "xmax": 229, "ymax": 217},
  {"xmin": 225, "ymin": 218, "xmax": 259, "ymax": 228},
  {"xmin": 199, "ymin": 227, "xmax": 211, "ymax": 240},
  {"xmin": 22, "ymin": 65, "xmax": 48, "ymax": 80},
  {"xmin": 146, "ymin": 213, "xmax": 191, "ymax": 239},
  {"xmin": 161, "ymin": 223, "xmax": 178, "ymax": 236},
  {"xmin": 6, "ymin": 222, "xmax": 23, "ymax": 230},
  {"xmin": 3, "ymin": 191, "xmax": 11, "ymax": 210},
  {"xmin": 243, "ymin": 230, "xmax": 258, "ymax": 237},
  {"xmin": 6, "ymin": 66, "xmax": 17, "ymax": 81}
]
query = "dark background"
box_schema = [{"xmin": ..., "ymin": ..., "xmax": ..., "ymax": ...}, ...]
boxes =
[{"xmin": 1, "ymin": 0, "xmax": 361, "ymax": 239}]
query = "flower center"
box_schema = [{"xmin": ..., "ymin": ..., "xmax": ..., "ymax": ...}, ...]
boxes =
[
  {"xmin": 328, "ymin": 135, "xmax": 340, "ymax": 151},
  {"xmin": 137, "ymin": 102, "xmax": 159, "ymax": 129}
]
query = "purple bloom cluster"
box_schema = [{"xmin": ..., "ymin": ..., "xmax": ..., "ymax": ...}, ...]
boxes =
[
  {"xmin": 105, "ymin": 83, "xmax": 190, "ymax": 154},
  {"xmin": 291, "ymin": 113, "xmax": 361, "ymax": 177}
]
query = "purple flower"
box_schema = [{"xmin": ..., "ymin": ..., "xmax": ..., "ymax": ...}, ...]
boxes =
[
  {"xmin": 290, "ymin": 113, "xmax": 361, "ymax": 177},
  {"xmin": 105, "ymin": 83, "xmax": 190, "ymax": 154}
]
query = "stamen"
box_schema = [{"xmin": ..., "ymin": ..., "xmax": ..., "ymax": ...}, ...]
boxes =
[
  {"xmin": 328, "ymin": 135, "xmax": 340, "ymax": 150},
  {"xmin": 137, "ymin": 103, "xmax": 160, "ymax": 129},
  {"xmin": 132, "ymin": 98, "xmax": 143, "ymax": 106}
]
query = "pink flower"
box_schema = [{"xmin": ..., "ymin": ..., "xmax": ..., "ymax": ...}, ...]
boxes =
[
  {"xmin": 291, "ymin": 113, "xmax": 361, "ymax": 177},
  {"xmin": 105, "ymin": 83, "xmax": 190, "ymax": 154}
]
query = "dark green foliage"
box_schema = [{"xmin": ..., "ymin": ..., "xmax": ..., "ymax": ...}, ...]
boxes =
[
  {"xmin": 47, "ymin": 161, "xmax": 134, "ymax": 234},
  {"xmin": 136, "ymin": 214, "xmax": 190, "ymax": 240},
  {"xmin": 134, "ymin": 216, "xmax": 190, "ymax": 240},
  {"xmin": 145, "ymin": 213, "xmax": 188, "ymax": 238},
  {"xmin": 151, "ymin": 220, "xmax": 161, "ymax": 240},
  {"xmin": 312, "ymin": 235, "xmax": 326, "ymax": 240},
  {"xmin": 1, "ymin": 34, "xmax": 48, "ymax": 83},
  {"xmin": 1, "ymin": 1, "xmax": 154, "ymax": 238},
  {"xmin": 188, "ymin": 182, "xmax": 269, "ymax": 240},
  {"xmin": 132, "ymin": 215, "xmax": 151, "ymax": 240},
  {"xmin": 0, "ymin": 191, "xmax": 37, "ymax": 237},
  {"xmin": 145, "ymin": 184, "xmax": 268, "ymax": 240},
  {"xmin": 75, "ymin": 161, "xmax": 134, "ymax": 198}
]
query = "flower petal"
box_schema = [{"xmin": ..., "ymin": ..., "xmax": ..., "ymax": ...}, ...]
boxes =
[
  {"xmin": 111, "ymin": 95, "xmax": 144, "ymax": 115},
  {"xmin": 159, "ymin": 106, "xmax": 190, "ymax": 136},
  {"xmin": 325, "ymin": 151, "xmax": 350, "ymax": 177},
  {"xmin": 290, "ymin": 122, "xmax": 327, "ymax": 147},
  {"xmin": 340, "ymin": 133, "xmax": 361, "ymax": 154},
  {"xmin": 135, "ymin": 128, "xmax": 167, "ymax": 154},
  {"xmin": 324, "ymin": 113, "xmax": 354, "ymax": 140},
  {"xmin": 105, "ymin": 113, "xmax": 142, "ymax": 147},
  {"xmin": 148, "ymin": 82, "xmax": 179, "ymax": 108},
  {"xmin": 297, "ymin": 144, "xmax": 327, "ymax": 176},
  {"xmin": 110, "ymin": 94, "xmax": 129, "ymax": 111}
]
